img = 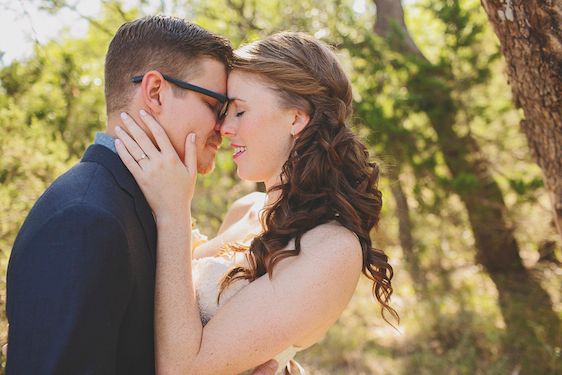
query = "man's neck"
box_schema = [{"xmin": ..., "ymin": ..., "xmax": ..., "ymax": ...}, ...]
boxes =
[
  {"xmin": 106, "ymin": 109, "xmax": 158, "ymax": 149},
  {"xmin": 106, "ymin": 112, "xmax": 124, "ymax": 138}
]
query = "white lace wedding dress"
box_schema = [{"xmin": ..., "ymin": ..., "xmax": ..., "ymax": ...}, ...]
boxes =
[{"xmin": 192, "ymin": 254, "xmax": 304, "ymax": 375}]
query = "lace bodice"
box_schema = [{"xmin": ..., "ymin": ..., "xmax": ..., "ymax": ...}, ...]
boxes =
[{"xmin": 192, "ymin": 255, "xmax": 303, "ymax": 374}]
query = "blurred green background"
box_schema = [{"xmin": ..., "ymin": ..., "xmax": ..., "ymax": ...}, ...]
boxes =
[{"xmin": 0, "ymin": 0, "xmax": 560, "ymax": 374}]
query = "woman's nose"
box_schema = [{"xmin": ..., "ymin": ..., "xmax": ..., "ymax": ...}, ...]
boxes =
[{"xmin": 220, "ymin": 118, "xmax": 236, "ymax": 137}]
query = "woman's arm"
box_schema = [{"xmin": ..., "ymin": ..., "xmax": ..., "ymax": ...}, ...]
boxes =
[
  {"xmin": 116, "ymin": 112, "xmax": 363, "ymax": 375},
  {"xmin": 162, "ymin": 221, "xmax": 362, "ymax": 375},
  {"xmin": 154, "ymin": 214, "xmax": 201, "ymax": 372},
  {"xmin": 114, "ymin": 111, "xmax": 200, "ymax": 372}
]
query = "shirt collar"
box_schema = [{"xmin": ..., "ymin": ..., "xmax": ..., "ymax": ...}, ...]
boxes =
[{"xmin": 94, "ymin": 132, "xmax": 117, "ymax": 153}]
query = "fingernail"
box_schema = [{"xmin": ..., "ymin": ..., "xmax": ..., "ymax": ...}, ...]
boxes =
[
  {"xmin": 115, "ymin": 139, "xmax": 121, "ymax": 146},
  {"xmin": 120, "ymin": 112, "xmax": 128, "ymax": 120},
  {"xmin": 115, "ymin": 126, "xmax": 122, "ymax": 132},
  {"xmin": 140, "ymin": 109, "xmax": 147, "ymax": 116},
  {"xmin": 190, "ymin": 133, "xmax": 196, "ymax": 143}
]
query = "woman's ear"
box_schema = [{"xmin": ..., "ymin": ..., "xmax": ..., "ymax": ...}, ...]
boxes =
[
  {"xmin": 290, "ymin": 109, "xmax": 310, "ymax": 136},
  {"xmin": 140, "ymin": 71, "xmax": 165, "ymax": 115}
]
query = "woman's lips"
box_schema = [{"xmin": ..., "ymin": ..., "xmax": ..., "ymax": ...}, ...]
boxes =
[{"xmin": 232, "ymin": 144, "xmax": 247, "ymax": 159}]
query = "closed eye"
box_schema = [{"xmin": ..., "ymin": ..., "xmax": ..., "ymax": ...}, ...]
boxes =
[{"xmin": 235, "ymin": 111, "xmax": 245, "ymax": 117}]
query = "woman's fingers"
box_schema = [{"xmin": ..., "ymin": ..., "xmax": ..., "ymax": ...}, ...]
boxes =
[
  {"xmin": 184, "ymin": 133, "xmax": 198, "ymax": 176},
  {"xmin": 119, "ymin": 112, "xmax": 159, "ymax": 159},
  {"xmin": 115, "ymin": 126, "xmax": 149, "ymax": 168},
  {"xmin": 115, "ymin": 138, "xmax": 143, "ymax": 178},
  {"xmin": 139, "ymin": 110, "xmax": 176, "ymax": 155}
]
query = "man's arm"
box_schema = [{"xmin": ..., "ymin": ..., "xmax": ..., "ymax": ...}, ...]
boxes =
[{"xmin": 6, "ymin": 204, "xmax": 133, "ymax": 374}]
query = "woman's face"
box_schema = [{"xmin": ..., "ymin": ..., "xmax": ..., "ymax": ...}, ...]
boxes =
[{"xmin": 221, "ymin": 71, "xmax": 295, "ymax": 188}]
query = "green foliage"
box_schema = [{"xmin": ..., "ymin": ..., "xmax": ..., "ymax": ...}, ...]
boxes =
[
  {"xmin": 0, "ymin": 101, "xmax": 73, "ymax": 263},
  {"xmin": 508, "ymin": 176, "xmax": 544, "ymax": 196},
  {"xmin": 0, "ymin": 1, "xmax": 559, "ymax": 374}
]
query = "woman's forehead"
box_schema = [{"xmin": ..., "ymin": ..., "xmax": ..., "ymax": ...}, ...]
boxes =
[{"xmin": 227, "ymin": 72, "xmax": 275, "ymax": 100}]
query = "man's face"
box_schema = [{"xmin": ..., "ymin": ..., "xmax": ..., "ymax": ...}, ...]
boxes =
[{"xmin": 158, "ymin": 58, "xmax": 227, "ymax": 174}]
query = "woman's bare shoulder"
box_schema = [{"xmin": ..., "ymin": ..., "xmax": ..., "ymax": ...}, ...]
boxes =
[
  {"xmin": 296, "ymin": 222, "xmax": 363, "ymax": 270},
  {"xmin": 234, "ymin": 191, "xmax": 267, "ymax": 207},
  {"xmin": 303, "ymin": 222, "xmax": 361, "ymax": 248},
  {"xmin": 227, "ymin": 192, "xmax": 266, "ymax": 219},
  {"xmin": 218, "ymin": 192, "xmax": 266, "ymax": 234}
]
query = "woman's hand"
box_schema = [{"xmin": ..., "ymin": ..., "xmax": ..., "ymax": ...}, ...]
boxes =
[{"xmin": 115, "ymin": 110, "xmax": 197, "ymax": 222}]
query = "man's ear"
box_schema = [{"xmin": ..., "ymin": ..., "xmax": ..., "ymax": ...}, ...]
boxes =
[
  {"xmin": 139, "ymin": 70, "xmax": 166, "ymax": 115},
  {"xmin": 290, "ymin": 108, "xmax": 310, "ymax": 136}
]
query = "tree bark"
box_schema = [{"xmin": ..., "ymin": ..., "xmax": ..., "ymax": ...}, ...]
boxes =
[
  {"xmin": 372, "ymin": 0, "xmax": 561, "ymax": 373},
  {"xmin": 481, "ymin": 0, "xmax": 562, "ymax": 239},
  {"xmin": 387, "ymin": 164, "xmax": 428, "ymax": 296}
]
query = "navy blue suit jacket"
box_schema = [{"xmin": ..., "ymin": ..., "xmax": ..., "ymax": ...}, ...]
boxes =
[{"xmin": 6, "ymin": 144, "xmax": 157, "ymax": 374}]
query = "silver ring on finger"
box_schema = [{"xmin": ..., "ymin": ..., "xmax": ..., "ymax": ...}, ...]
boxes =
[{"xmin": 135, "ymin": 152, "xmax": 148, "ymax": 162}]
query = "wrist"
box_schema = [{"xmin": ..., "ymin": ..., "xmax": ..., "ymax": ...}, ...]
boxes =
[{"xmin": 155, "ymin": 207, "xmax": 192, "ymax": 228}]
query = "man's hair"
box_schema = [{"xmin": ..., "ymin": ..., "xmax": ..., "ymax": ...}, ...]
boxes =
[{"xmin": 104, "ymin": 15, "xmax": 232, "ymax": 114}]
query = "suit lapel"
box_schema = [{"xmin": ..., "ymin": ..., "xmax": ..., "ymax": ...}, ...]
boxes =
[{"xmin": 81, "ymin": 145, "xmax": 156, "ymax": 267}]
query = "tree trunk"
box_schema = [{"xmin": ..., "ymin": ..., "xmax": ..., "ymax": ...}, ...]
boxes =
[
  {"xmin": 372, "ymin": 1, "xmax": 561, "ymax": 373},
  {"xmin": 387, "ymin": 164, "xmax": 428, "ymax": 296},
  {"xmin": 481, "ymin": 0, "xmax": 562, "ymax": 239}
]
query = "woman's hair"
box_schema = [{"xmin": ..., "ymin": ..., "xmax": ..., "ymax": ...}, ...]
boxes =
[{"xmin": 219, "ymin": 32, "xmax": 398, "ymax": 324}]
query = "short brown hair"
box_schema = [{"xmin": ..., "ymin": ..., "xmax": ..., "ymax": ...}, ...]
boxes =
[{"xmin": 104, "ymin": 15, "xmax": 232, "ymax": 114}]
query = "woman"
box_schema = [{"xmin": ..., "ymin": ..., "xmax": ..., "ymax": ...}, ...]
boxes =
[{"xmin": 115, "ymin": 32, "xmax": 398, "ymax": 374}]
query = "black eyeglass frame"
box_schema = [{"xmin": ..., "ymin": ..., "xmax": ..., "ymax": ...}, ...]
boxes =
[{"xmin": 131, "ymin": 73, "xmax": 229, "ymax": 120}]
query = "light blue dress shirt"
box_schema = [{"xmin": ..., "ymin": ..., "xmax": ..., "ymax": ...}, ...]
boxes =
[{"xmin": 94, "ymin": 132, "xmax": 117, "ymax": 153}]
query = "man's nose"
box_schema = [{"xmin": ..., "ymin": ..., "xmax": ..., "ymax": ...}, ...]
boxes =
[{"xmin": 214, "ymin": 118, "xmax": 223, "ymax": 132}]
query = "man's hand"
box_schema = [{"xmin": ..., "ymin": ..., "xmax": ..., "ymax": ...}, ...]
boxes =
[{"xmin": 250, "ymin": 359, "xmax": 278, "ymax": 375}]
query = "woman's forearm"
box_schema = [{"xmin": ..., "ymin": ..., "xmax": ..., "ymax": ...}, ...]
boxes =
[
  {"xmin": 192, "ymin": 226, "xmax": 237, "ymax": 259},
  {"xmin": 154, "ymin": 213, "xmax": 202, "ymax": 374},
  {"xmin": 193, "ymin": 219, "xmax": 260, "ymax": 259},
  {"xmin": 192, "ymin": 235, "xmax": 231, "ymax": 259}
]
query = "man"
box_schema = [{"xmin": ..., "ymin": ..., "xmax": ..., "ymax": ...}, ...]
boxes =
[{"xmin": 6, "ymin": 16, "xmax": 277, "ymax": 374}]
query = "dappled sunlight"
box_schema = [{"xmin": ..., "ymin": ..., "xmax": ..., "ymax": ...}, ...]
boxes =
[{"xmin": 1, "ymin": 1, "xmax": 560, "ymax": 374}]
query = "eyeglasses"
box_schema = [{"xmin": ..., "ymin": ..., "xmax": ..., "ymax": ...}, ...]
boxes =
[{"xmin": 131, "ymin": 73, "xmax": 230, "ymax": 121}]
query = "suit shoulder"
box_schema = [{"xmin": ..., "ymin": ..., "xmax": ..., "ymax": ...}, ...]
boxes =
[
  {"xmin": 43, "ymin": 161, "xmax": 128, "ymax": 214},
  {"xmin": 50, "ymin": 202, "xmax": 125, "ymax": 227},
  {"xmin": 38, "ymin": 162, "xmax": 103, "ymax": 205},
  {"xmin": 50, "ymin": 161, "xmax": 117, "ymax": 198}
]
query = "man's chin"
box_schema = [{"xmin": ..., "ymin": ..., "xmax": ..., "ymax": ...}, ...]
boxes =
[
  {"xmin": 197, "ymin": 160, "xmax": 215, "ymax": 175},
  {"xmin": 197, "ymin": 148, "xmax": 219, "ymax": 175}
]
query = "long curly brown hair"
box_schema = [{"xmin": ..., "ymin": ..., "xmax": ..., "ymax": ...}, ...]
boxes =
[{"xmin": 219, "ymin": 32, "xmax": 398, "ymax": 324}]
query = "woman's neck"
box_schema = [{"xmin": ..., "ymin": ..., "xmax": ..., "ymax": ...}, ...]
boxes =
[{"xmin": 264, "ymin": 175, "xmax": 283, "ymax": 209}]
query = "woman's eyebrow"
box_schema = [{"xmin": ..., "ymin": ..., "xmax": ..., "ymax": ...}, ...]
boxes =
[{"xmin": 229, "ymin": 97, "xmax": 247, "ymax": 102}]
